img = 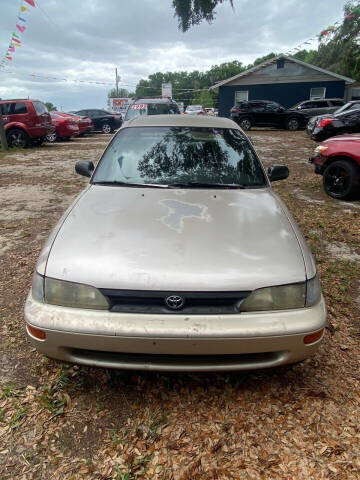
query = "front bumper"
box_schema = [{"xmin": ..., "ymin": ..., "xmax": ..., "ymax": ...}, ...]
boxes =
[{"xmin": 24, "ymin": 292, "xmax": 327, "ymax": 371}]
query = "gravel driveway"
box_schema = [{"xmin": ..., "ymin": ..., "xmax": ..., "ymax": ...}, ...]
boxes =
[{"xmin": 0, "ymin": 130, "xmax": 359, "ymax": 479}]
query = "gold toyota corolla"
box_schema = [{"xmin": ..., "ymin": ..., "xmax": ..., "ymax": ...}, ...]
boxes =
[{"xmin": 25, "ymin": 115, "xmax": 327, "ymax": 371}]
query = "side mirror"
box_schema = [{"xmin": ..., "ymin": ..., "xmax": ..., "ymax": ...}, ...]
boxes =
[
  {"xmin": 75, "ymin": 160, "xmax": 94, "ymax": 178},
  {"xmin": 268, "ymin": 165, "xmax": 289, "ymax": 182}
]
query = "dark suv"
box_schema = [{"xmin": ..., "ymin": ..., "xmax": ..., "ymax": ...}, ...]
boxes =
[
  {"xmin": 0, "ymin": 99, "xmax": 54, "ymax": 147},
  {"xmin": 230, "ymin": 100, "xmax": 306, "ymax": 131},
  {"xmin": 290, "ymin": 98, "xmax": 345, "ymax": 118},
  {"xmin": 124, "ymin": 98, "xmax": 180, "ymax": 122},
  {"xmin": 72, "ymin": 109, "xmax": 122, "ymax": 133}
]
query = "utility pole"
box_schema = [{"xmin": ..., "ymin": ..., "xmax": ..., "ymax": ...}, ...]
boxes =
[
  {"xmin": 115, "ymin": 68, "xmax": 119, "ymax": 97},
  {"xmin": 0, "ymin": 102, "xmax": 8, "ymax": 151}
]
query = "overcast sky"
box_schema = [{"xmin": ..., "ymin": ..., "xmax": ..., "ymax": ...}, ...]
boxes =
[{"xmin": 0, "ymin": 0, "xmax": 344, "ymax": 110}]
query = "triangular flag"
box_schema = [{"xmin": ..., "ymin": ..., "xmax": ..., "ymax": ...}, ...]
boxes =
[
  {"xmin": 9, "ymin": 46, "xmax": 15, "ymax": 52},
  {"xmin": 12, "ymin": 32, "xmax": 20, "ymax": 38},
  {"xmin": 5, "ymin": 56, "xmax": 12, "ymax": 60},
  {"xmin": 20, "ymin": 5, "xmax": 29, "ymax": 12},
  {"xmin": 12, "ymin": 38, "xmax": 21, "ymax": 44},
  {"xmin": 18, "ymin": 16, "xmax": 27, "ymax": 22},
  {"xmin": 24, "ymin": 0, "xmax": 36, "ymax": 6},
  {"xmin": 16, "ymin": 24, "xmax": 26, "ymax": 33}
]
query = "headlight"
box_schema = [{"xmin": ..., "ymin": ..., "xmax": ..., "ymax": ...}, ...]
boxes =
[
  {"xmin": 32, "ymin": 272, "xmax": 44, "ymax": 303},
  {"xmin": 44, "ymin": 277, "xmax": 109, "ymax": 310},
  {"xmin": 240, "ymin": 275, "xmax": 321, "ymax": 312},
  {"xmin": 306, "ymin": 274, "xmax": 321, "ymax": 307},
  {"xmin": 314, "ymin": 145, "xmax": 328, "ymax": 155}
]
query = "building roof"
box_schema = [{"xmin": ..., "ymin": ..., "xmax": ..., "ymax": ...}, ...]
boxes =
[
  {"xmin": 210, "ymin": 54, "xmax": 355, "ymax": 91},
  {"xmin": 123, "ymin": 114, "xmax": 238, "ymax": 129}
]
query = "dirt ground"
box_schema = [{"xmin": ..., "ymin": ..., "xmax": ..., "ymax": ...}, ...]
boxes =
[{"xmin": 0, "ymin": 130, "xmax": 359, "ymax": 480}]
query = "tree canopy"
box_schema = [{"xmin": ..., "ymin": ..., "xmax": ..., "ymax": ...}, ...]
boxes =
[{"xmin": 172, "ymin": 0, "xmax": 233, "ymax": 32}]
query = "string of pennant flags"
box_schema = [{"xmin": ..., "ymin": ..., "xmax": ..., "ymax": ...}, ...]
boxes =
[
  {"xmin": 0, "ymin": 0, "xmax": 36, "ymax": 68},
  {"xmin": 0, "ymin": 1, "xmax": 359, "ymax": 89}
]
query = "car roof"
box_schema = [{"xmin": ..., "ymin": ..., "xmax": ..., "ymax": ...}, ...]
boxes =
[
  {"xmin": 0, "ymin": 98, "xmax": 40, "ymax": 103},
  {"xmin": 300, "ymin": 98, "xmax": 344, "ymax": 103},
  {"xmin": 134, "ymin": 98, "xmax": 174, "ymax": 104},
  {"xmin": 124, "ymin": 114, "xmax": 238, "ymax": 129}
]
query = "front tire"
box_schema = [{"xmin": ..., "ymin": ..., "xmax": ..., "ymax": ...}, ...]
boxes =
[
  {"xmin": 286, "ymin": 117, "xmax": 300, "ymax": 131},
  {"xmin": 6, "ymin": 129, "xmax": 30, "ymax": 148},
  {"xmin": 238, "ymin": 117, "xmax": 252, "ymax": 131},
  {"xmin": 46, "ymin": 132, "xmax": 58, "ymax": 143},
  {"xmin": 323, "ymin": 160, "xmax": 360, "ymax": 200},
  {"xmin": 101, "ymin": 122, "xmax": 112, "ymax": 134}
]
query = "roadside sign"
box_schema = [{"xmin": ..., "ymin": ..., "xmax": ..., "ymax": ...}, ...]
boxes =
[
  {"xmin": 162, "ymin": 83, "xmax": 172, "ymax": 98},
  {"xmin": 109, "ymin": 98, "xmax": 132, "ymax": 116}
]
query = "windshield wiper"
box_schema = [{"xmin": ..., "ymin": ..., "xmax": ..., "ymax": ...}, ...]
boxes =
[
  {"xmin": 92, "ymin": 181, "xmax": 168, "ymax": 188},
  {"xmin": 168, "ymin": 182, "xmax": 247, "ymax": 189}
]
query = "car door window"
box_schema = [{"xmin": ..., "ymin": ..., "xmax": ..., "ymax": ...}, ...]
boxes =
[
  {"xmin": 0, "ymin": 103, "xmax": 11, "ymax": 115},
  {"xmin": 265, "ymin": 102, "xmax": 281, "ymax": 112},
  {"xmin": 330, "ymin": 100, "xmax": 344, "ymax": 107},
  {"xmin": 13, "ymin": 102, "xmax": 28, "ymax": 114},
  {"xmin": 249, "ymin": 102, "xmax": 265, "ymax": 113}
]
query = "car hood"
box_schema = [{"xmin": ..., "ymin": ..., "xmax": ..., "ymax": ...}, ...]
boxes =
[{"xmin": 45, "ymin": 186, "xmax": 306, "ymax": 291}]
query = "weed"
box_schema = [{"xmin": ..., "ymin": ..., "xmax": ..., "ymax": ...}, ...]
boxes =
[
  {"xmin": 10, "ymin": 403, "xmax": 28, "ymax": 427},
  {"xmin": 38, "ymin": 388, "xmax": 65, "ymax": 416},
  {"xmin": 0, "ymin": 408, "xmax": 6, "ymax": 422}
]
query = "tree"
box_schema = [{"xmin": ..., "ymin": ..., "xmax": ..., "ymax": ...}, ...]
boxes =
[
  {"xmin": 107, "ymin": 87, "xmax": 130, "ymax": 98},
  {"xmin": 172, "ymin": 0, "xmax": 233, "ymax": 32},
  {"xmin": 45, "ymin": 102, "xmax": 57, "ymax": 111},
  {"xmin": 191, "ymin": 89, "xmax": 214, "ymax": 107},
  {"xmin": 293, "ymin": 1, "xmax": 360, "ymax": 80}
]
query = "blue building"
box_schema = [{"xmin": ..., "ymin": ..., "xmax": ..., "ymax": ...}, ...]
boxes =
[{"xmin": 210, "ymin": 54, "xmax": 355, "ymax": 118}]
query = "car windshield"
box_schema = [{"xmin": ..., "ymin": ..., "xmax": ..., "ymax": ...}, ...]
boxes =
[
  {"xmin": 33, "ymin": 101, "xmax": 48, "ymax": 115},
  {"xmin": 335, "ymin": 103, "xmax": 360, "ymax": 115},
  {"xmin": 125, "ymin": 103, "xmax": 179, "ymax": 121},
  {"xmin": 92, "ymin": 126, "xmax": 266, "ymax": 187}
]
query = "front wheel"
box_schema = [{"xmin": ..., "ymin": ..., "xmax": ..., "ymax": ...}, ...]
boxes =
[
  {"xmin": 6, "ymin": 129, "xmax": 30, "ymax": 148},
  {"xmin": 286, "ymin": 118, "xmax": 300, "ymax": 131},
  {"xmin": 101, "ymin": 122, "xmax": 112, "ymax": 134},
  {"xmin": 46, "ymin": 132, "xmax": 58, "ymax": 143},
  {"xmin": 238, "ymin": 117, "xmax": 252, "ymax": 131},
  {"xmin": 323, "ymin": 160, "xmax": 360, "ymax": 200}
]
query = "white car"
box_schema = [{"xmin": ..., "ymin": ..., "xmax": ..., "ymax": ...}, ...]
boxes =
[
  {"xmin": 184, "ymin": 105, "xmax": 206, "ymax": 115},
  {"xmin": 25, "ymin": 115, "xmax": 327, "ymax": 372}
]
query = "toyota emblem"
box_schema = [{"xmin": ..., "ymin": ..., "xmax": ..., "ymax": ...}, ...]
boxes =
[{"xmin": 165, "ymin": 295, "xmax": 185, "ymax": 310}]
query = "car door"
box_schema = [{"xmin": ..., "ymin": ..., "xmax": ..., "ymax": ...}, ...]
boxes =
[
  {"xmin": 261, "ymin": 102, "xmax": 283, "ymax": 126},
  {"xmin": 248, "ymin": 102, "xmax": 266, "ymax": 126},
  {"xmin": 328, "ymin": 100, "xmax": 344, "ymax": 114},
  {"xmin": 341, "ymin": 110, "xmax": 360, "ymax": 132},
  {"xmin": 301, "ymin": 100, "xmax": 327, "ymax": 118},
  {"xmin": 11, "ymin": 101, "xmax": 29, "ymax": 128},
  {"xmin": 0, "ymin": 103, "xmax": 12, "ymax": 126}
]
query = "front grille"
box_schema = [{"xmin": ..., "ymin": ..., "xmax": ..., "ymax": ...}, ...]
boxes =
[{"xmin": 99, "ymin": 289, "xmax": 251, "ymax": 315}]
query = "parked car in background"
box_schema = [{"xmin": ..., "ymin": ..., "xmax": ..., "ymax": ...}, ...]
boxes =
[
  {"xmin": 309, "ymin": 134, "xmax": 360, "ymax": 200},
  {"xmin": 46, "ymin": 112, "xmax": 79, "ymax": 143},
  {"xmin": 310, "ymin": 109, "xmax": 360, "ymax": 142},
  {"xmin": 214, "ymin": 109, "xmax": 219, "ymax": 116},
  {"xmin": 0, "ymin": 99, "xmax": 54, "ymax": 147},
  {"xmin": 290, "ymin": 98, "xmax": 345, "ymax": 118},
  {"xmin": 184, "ymin": 105, "xmax": 206, "ymax": 115},
  {"xmin": 307, "ymin": 100, "xmax": 360, "ymax": 136},
  {"xmin": 72, "ymin": 109, "xmax": 122, "ymax": 133},
  {"xmin": 58, "ymin": 112, "xmax": 93, "ymax": 136},
  {"xmin": 230, "ymin": 100, "xmax": 306, "ymax": 131},
  {"xmin": 25, "ymin": 115, "xmax": 326, "ymax": 372},
  {"xmin": 123, "ymin": 98, "xmax": 180, "ymax": 122}
]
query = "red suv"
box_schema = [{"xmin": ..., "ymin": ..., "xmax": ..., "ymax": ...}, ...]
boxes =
[
  {"xmin": 0, "ymin": 99, "xmax": 54, "ymax": 147},
  {"xmin": 309, "ymin": 134, "xmax": 360, "ymax": 200}
]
